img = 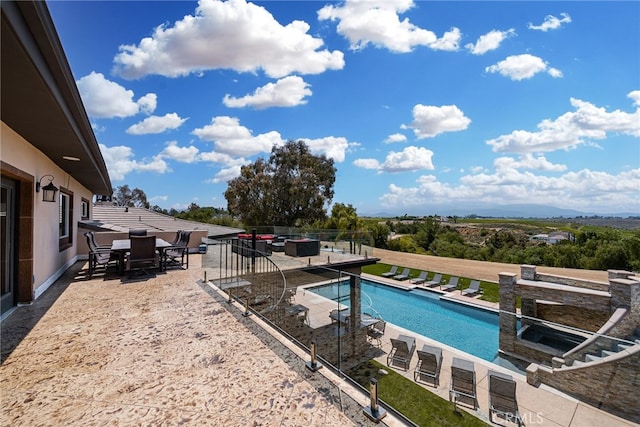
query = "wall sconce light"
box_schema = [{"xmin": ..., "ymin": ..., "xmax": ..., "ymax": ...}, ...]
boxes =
[{"xmin": 36, "ymin": 175, "xmax": 59, "ymax": 202}]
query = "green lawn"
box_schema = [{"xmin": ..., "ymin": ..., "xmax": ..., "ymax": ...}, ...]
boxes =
[{"xmin": 347, "ymin": 360, "xmax": 488, "ymax": 426}]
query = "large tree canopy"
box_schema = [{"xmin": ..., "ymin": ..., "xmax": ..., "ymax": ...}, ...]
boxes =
[
  {"xmin": 112, "ymin": 185, "xmax": 149, "ymax": 208},
  {"xmin": 224, "ymin": 140, "xmax": 336, "ymax": 226}
]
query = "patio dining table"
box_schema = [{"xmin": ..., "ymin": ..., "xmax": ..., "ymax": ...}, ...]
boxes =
[
  {"xmin": 330, "ymin": 309, "xmax": 379, "ymax": 330},
  {"xmin": 111, "ymin": 238, "xmax": 172, "ymax": 275}
]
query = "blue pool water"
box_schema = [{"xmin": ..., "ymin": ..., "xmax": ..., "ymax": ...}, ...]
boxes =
[{"xmin": 310, "ymin": 280, "xmax": 501, "ymax": 362}]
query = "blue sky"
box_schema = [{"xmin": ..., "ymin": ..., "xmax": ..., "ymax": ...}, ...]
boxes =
[{"xmin": 48, "ymin": 0, "xmax": 639, "ymax": 216}]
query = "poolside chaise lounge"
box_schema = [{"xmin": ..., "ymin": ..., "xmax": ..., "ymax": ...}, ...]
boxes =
[
  {"xmin": 461, "ymin": 280, "xmax": 483, "ymax": 297},
  {"xmin": 449, "ymin": 357, "xmax": 477, "ymax": 409},
  {"xmin": 488, "ymin": 370, "xmax": 522, "ymax": 426},
  {"xmin": 422, "ymin": 273, "xmax": 442, "ymax": 288},
  {"xmin": 393, "ymin": 268, "xmax": 411, "ymax": 281},
  {"xmin": 440, "ymin": 276, "xmax": 459, "ymax": 291},
  {"xmin": 381, "ymin": 266, "xmax": 398, "ymax": 277},
  {"xmin": 414, "ymin": 344, "xmax": 443, "ymax": 387},
  {"xmin": 410, "ymin": 271, "xmax": 429, "ymax": 284},
  {"xmin": 387, "ymin": 334, "xmax": 416, "ymax": 370}
]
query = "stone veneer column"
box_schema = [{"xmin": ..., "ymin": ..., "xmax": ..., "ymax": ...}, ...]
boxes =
[
  {"xmin": 499, "ymin": 272, "xmax": 518, "ymax": 353},
  {"xmin": 609, "ymin": 278, "xmax": 640, "ymax": 329},
  {"xmin": 520, "ymin": 264, "xmax": 537, "ymax": 280}
]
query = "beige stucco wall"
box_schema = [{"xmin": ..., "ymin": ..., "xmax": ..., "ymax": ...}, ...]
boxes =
[{"xmin": 2, "ymin": 122, "xmax": 96, "ymax": 298}]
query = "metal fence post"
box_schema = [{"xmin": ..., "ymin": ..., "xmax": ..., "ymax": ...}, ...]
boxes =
[
  {"xmin": 363, "ymin": 378, "xmax": 386, "ymax": 422},
  {"xmin": 305, "ymin": 341, "xmax": 322, "ymax": 372}
]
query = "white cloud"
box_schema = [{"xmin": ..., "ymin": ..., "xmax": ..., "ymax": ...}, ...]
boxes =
[
  {"xmin": 223, "ymin": 76, "xmax": 312, "ymax": 109},
  {"xmin": 301, "ymin": 136, "xmax": 350, "ymax": 162},
  {"xmin": 318, "ymin": 0, "xmax": 458, "ymax": 53},
  {"xmin": 379, "ymin": 168, "xmax": 640, "ymax": 213},
  {"xmin": 628, "ymin": 90, "xmax": 640, "ymax": 106},
  {"xmin": 465, "ymin": 29, "xmax": 515, "ymax": 55},
  {"xmin": 208, "ymin": 165, "xmax": 244, "ymax": 183},
  {"xmin": 149, "ymin": 195, "xmax": 168, "ymax": 203},
  {"xmin": 99, "ymin": 144, "xmax": 171, "ymax": 181},
  {"xmin": 485, "ymin": 54, "xmax": 562, "ymax": 80},
  {"xmin": 159, "ymin": 141, "xmax": 200, "ymax": 163},
  {"xmin": 354, "ymin": 146, "xmax": 434, "ymax": 173},
  {"xmin": 385, "ymin": 133, "xmax": 407, "ymax": 144},
  {"xmin": 402, "ymin": 104, "xmax": 471, "ymax": 139},
  {"xmin": 126, "ymin": 113, "xmax": 187, "ymax": 135},
  {"xmin": 76, "ymin": 71, "xmax": 156, "ymax": 118},
  {"xmin": 353, "ymin": 158, "xmax": 381, "ymax": 170},
  {"xmin": 528, "ymin": 13, "xmax": 572, "ymax": 32},
  {"xmin": 494, "ymin": 154, "xmax": 567, "ymax": 172},
  {"xmin": 192, "ymin": 116, "xmax": 284, "ymax": 157},
  {"xmin": 113, "ymin": 0, "xmax": 344, "ymax": 79},
  {"xmin": 487, "ymin": 95, "xmax": 640, "ymax": 153}
]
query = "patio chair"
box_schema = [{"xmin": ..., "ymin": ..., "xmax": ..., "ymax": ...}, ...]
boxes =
[
  {"xmin": 461, "ymin": 280, "xmax": 483, "ymax": 297},
  {"xmin": 488, "ymin": 370, "xmax": 522, "ymax": 426},
  {"xmin": 440, "ymin": 276, "xmax": 459, "ymax": 291},
  {"xmin": 387, "ymin": 334, "xmax": 416, "ymax": 370},
  {"xmin": 85, "ymin": 231, "xmax": 110, "ymax": 250},
  {"xmin": 410, "ymin": 271, "xmax": 428, "ymax": 284},
  {"xmin": 423, "ymin": 273, "xmax": 442, "ymax": 288},
  {"xmin": 449, "ymin": 357, "xmax": 477, "ymax": 409},
  {"xmin": 393, "ymin": 268, "xmax": 411, "ymax": 281},
  {"xmin": 84, "ymin": 232, "xmax": 118, "ymax": 278},
  {"xmin": 125, "ymin": 235, "xmax": 159, "ymax": 279},
  {"xmin": 414, "ymin": 344, "xmax": 443, "ymax": 387},
  {"xmin": 164, "ymin": 230, "xmax": 191, "ymax": 269},
  {"xmin": 128, "ymin": 229, "xmax": 147, "ymax": 238},
  {"xmin": 381, "ymin": 266, "xmax": 398, "ymax": 277},
  {"xmin": 367, "ymin": 319, "xmax": 386, "ymax": 347}
]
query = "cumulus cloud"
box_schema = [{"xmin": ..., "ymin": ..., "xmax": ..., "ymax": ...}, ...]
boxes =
[
  {"xmin": 76, "ymin": 72, "xmax": 156, "ymax": 118},
  {"xmin": 159, "ymin": 141, "xmax": 200, "ymax": 163},
  {"xmin": 318, "ymin": 0, "xmax": 459, "ymax": 53},
  {"xmin": 402, "ymin": 104, "xmax": 471, "ymax": 139},
  {"xmin": 354, "ymin": 146, "xmax": 434, "ymax": 173},
  {"xmin": 113, "ymin": 0, "xmax": 344, "ymax": 79},
  {"xmin": 223, "ymin": 76, "xmax": 312, "ymax": 109},
  {"xmin": 487, "ymin": 94, "xmax": 640, "ymax": 153},
  {"xmin": 208, "ymin": 165, "xmax": 244, "ymax": 183},
  {"xmin": 126, "ymin": 113, "xmax": 187, "ymax": 135},
  {"xmin": 485, "ymin": 54, "xmax": 562, "ymax": 80},
  {"xmin": 379, "ymin": 168, "xmax": 640, "ymax": 213},
  {"xmin": 385, "ymin": 133, "xmax": 407, "ymax": 144},
  {"xmin": 494, "ymin": 154, "xmax": 567, "ymax": 172},
  {"xmin": 99, "ymin": 144, "xmax": 170, "ymax": 181},
  {"xmin": 465, "ymin": 29, "xmax": 515, "ymax": 55},
  {"xmin": 192, "ymin": 116, "xmax": 284, "ymax": 157},
  {"xmin": 528, "ymin": 13, "xmax": 572, "ymax": 32},
  {"xmin": 301, "ymin": 136, "xmax": 351, "ymax": 162}
]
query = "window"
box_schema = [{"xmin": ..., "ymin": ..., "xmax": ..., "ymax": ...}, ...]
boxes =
[
  {"xmin": 81, "ymin": 198, "xmax": 89, "ymax": 219},
  {"xmin": 59, "ymin": 188, "xmax": 73, "ymax": 250}
]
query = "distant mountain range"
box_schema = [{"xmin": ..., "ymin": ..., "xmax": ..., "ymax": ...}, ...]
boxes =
[{"xmin": 362, "ymin": 204, "xmax": 639, "ymax": 219}]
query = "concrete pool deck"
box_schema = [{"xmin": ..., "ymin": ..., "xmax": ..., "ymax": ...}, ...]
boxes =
[{"xmin": 1, "ymin": 256, "xmax": 635, "ymax": 426}]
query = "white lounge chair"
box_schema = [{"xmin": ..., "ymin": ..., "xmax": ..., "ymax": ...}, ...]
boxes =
[{"xmin": 440, "ymin": 276, "xmax": 459, "ymax": 291}]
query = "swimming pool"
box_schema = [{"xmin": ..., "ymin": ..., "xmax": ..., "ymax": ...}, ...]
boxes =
[{"xmin": 310, "ymin": 280, "xmax": 503, "ymax": 362}]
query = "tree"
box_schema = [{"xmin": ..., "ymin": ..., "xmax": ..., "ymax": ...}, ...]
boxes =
[
  {"xmin": 112, "ymin": 185, "xmax": 149, "ymax": 208},
  {"xmin": 225, "ymin": 140, "xmax": 336, "ymax": 226}
]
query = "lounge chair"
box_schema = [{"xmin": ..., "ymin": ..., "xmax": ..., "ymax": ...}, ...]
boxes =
[
  {"xmin": 414, "ymin": 344, "xmax": 443, "ymax": 387},
  {"xmin": 393, "ymin": 268, "xmax": 411, "ymax": 281},
  {"xmin": 488, "ymin": 370, "xmax": 522, "ymax": 426},
  {"xmin": 440, "ymin": 276, "xmax": 459, "ymax": 291},
  {"xmin": 410, "ymin": 271, "xmax": 428, "ymax": 284},
  {"xmin": 461, "ymin": 280, "xmax": 482, "ymax": 297},
  {"xmin": 381, "ymin": 266, "xmax": 398, "ymax": 277},
  {"xmin": 423, "ymin": 273, "xmax": 442, "ymax": 288},
  {"xmin": 387, "ymin": 334, "xmax": 416, "ymax": 370},
  {"xmin": 449, "ymin": 357, "xmax": 477, "ymax": 409}
]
